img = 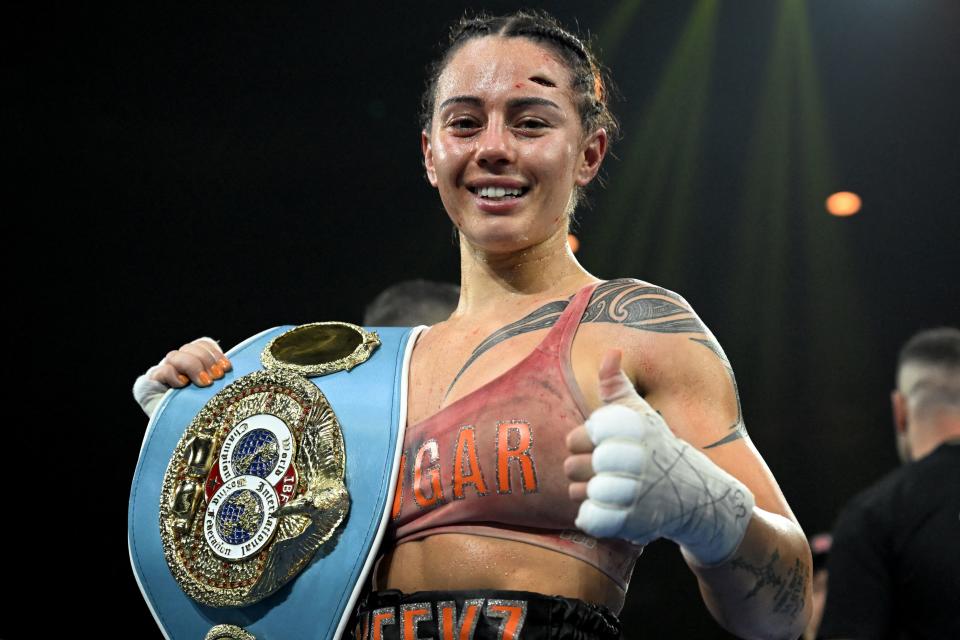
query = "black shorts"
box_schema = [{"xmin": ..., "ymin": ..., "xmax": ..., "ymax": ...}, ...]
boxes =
[{"xmin": 351, "ymin": 589, "xmax": 622, "ymax": 640}]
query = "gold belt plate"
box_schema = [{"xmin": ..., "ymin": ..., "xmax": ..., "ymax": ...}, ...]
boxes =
[
  {"xmin": 159, "ymin": 369, "xmax": 349, "ymax": 607},
  {"xmin": 261, "ymin": 322, "xmax": 380, "ymax": 377}
]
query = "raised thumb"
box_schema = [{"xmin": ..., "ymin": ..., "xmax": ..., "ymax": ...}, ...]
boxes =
[{"xmin": 597, "ymin": 349, "xmax": 655, "ymax": 414}]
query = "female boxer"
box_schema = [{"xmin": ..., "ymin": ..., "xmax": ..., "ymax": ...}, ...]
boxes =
[{"xmin": 138, "ymin": 12, "xmax": 812, "ymax": 639}]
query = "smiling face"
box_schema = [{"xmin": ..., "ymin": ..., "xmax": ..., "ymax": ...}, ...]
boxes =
[{"xmin": 422, "ymin": 36, "xmax": 607, "ymax": 254}]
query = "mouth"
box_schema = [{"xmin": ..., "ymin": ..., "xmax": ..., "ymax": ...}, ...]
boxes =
[{"xmin": 467, "ymin": 185, "xmax": 530, "ymax": 201}]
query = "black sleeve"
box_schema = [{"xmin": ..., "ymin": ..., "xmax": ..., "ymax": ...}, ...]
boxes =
[{"xmin": 817, "ymin": 498, "xmax": 893, "ymax": 639}]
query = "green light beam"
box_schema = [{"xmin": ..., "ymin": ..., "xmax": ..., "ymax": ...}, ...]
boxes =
[
  {"xmin": 730, "ymin": 0, "xmax": 795, "ymax": 398},
  {"xmin": 593, "ymin": 0, "xmax": 719, "ymax": 284},
  {"xmin": 596, "ymin": 0, "xmax": 645, "ymax": 61},
  {"xmin": 791, "ymin": 0, "xmax": 873, "ymax": 411}
]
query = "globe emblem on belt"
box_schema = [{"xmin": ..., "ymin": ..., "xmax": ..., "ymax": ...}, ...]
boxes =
[
  {"xmin": 217, "ymin": 489, "xmax": 265, "ymax": 544},
  {"xmin": 203, "ymin": 414, "xmax": 297, "ymax": 561},
  {"xmin": 205, "ymin": 475, "xmax": 280, "ymax": 560},
  {"xmin": 218, "ymin": 414, "xmax": 295, "ymax": 484},
  {"xmin": 232, "ymin": 429, "xmax": 280, "ymax": 477}
]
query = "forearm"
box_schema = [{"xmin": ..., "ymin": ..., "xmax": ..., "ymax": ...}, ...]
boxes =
[{"xmin": 686, "ymin": 508, "xmax": 812, "ymax": 640}]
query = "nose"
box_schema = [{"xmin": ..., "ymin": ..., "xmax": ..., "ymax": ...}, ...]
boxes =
[{"xmin": 475, "ymin": 121, "xmax": 515, "ymax": 168}]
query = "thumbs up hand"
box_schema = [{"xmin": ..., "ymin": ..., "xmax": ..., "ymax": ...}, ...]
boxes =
[{"xmin": 565, "ymin": 350, "xmax": 755, "ymax": 566}]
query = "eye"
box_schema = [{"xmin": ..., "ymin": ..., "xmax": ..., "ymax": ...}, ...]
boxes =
[
  {"xmin": 447, "ymin": 117, "xmax": 481, "ymax": 134},
  {"xmin": 514, "ymin": 118, "xmax": 550, "ymax": 133}
]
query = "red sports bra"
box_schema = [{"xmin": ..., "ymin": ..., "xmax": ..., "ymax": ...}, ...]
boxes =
[{"xmin": 389, "ymin": 282, "xmax": 642, "ymax": 589}]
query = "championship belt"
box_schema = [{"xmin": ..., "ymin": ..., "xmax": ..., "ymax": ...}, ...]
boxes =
[{"xmin": 128, "ymin": 322, "xmax": 422, "ymax": 640}]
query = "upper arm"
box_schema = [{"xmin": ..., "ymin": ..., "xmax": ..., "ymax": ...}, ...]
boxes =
[{"xmin": 617, "ymin": 289, "xmax": 797, "ymax": 522}]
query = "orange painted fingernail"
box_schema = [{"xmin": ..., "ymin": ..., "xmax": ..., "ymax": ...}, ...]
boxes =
[
  {"xmin": 198, "ymin": 371, "xmax": 212, "ymax": 386},
  {"xmin": 210, "ymin": 363, "xmax": 224, "ymax": 379},
  {"xmin": 218, "ymin": 357, "xmax": 232, "ymax": 372},
  {"xmin": 177, "ymin": 374, "xmax": 189, "ymax": 386}
]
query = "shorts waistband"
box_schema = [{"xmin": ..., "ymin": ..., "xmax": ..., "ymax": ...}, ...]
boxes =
[{"xmin": 352, "ymin": 589, "xmax": 622, "ymax": 640}]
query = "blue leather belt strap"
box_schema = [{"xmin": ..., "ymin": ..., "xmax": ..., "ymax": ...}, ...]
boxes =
[{"xmin": 128, "ymin": 325, "xmax": 419, "ymax": 640}]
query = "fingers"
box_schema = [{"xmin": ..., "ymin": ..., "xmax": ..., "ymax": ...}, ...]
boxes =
[
  {"xmin": 575, "ymin": 500, "xmax": 628, "ymax": 539},
  {"xmin": 565, "ymin": 426, "xmax": 594, "ymax": 453},
  {"xmin": 598, "ymin": 349, "xmax": 622, "ymax": 385},
  {"xmin": 163, "ymin": 349, "xmax": 214, "ymax": 386},
  {"xmin": 147, "ymin": 337, "xmax": 233, "ymax": 388},
  {"xmin": 563, "ymin": 453, "xmax": 594, "ymax": 482},
  {"xmin": 195, "ymin": 337, "xmax": 232, "ymax": 373},
  {"xmin": 597, "ymin": 349, "xmax": 635, "ymax": 404},
  {"xmin": 149, "ymin": 363, "xmax": 191, "ymax": 388},
  {"xmin": 180, "ymin": 338, "xmax": 231, "ymax": 379},
  {"xmin": 566, "ymin": 427, "xmax": 596, "ymax": 502},
  {"xmin": 585, "ymin": 405, "xmax": 648, "ymax": 444},
  {"xmin": 587, "ymin": 475, "xmax": 639, "ymax": 507},
  {"xmin": 593, "ymin": 440, "xmax": 648, "ymax": 475},
  {"xmin": 596, "ymin": 349, "xmax": 661, "ymax": 419},
  {"xmin": 568, "ymin": 481, "xmax": 588, "ymax": 502}
]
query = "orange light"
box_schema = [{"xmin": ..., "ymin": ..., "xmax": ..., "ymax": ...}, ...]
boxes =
[
  {"xmin": 567, "ymin": 234, "xmax": 580, "ymax": 253},
  {"xmin": 826, "ymin": 191, "xmax": 862, "ymax": 217}
]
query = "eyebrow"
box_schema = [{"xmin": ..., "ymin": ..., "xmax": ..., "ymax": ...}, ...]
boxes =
[{"xmin": 438, "ymin": 95, "xmax": 563, "ymax": 112}]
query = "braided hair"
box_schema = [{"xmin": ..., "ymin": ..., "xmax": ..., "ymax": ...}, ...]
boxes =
[{"xmin": 419, "ymin": 10, "xmax": 619, "ymax": 143}]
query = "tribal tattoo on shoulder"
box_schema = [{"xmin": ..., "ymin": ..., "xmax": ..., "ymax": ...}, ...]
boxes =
[{"xmin": 445, "ymin": 278, "xmax": 748, "ymax": 449}]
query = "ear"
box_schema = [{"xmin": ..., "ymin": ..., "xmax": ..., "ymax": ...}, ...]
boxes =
[
  {"xmin": 575, "ymin": 127, "xmax": 608, "ymax": 187},
  {"xmin": 891, "ymin": 390, "xmax": 908, "ymax": 436},
  {"xmin": 421, "ymin": 130, "xmax": 438, "ymax": 187}
]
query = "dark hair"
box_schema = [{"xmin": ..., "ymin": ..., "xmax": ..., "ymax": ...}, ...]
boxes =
[
  {"xmin": 898, "ymin": 327, "xmax": 960, "ymax": 371},
  {"xmin": 419, "ymin": 10, "xmax": 619, "ymax": 142},
  {"xmin": 897, "ymin": 327, "xmax": 960, "ymax": 416},
  {"xmin": 363, "ymin": 279, "xmax": 460, "ymax": 326}
]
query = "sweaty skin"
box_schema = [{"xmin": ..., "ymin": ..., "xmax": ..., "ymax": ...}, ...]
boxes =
[
  {"xmin": 146, "ymin": 32, "xmax": 811, "ymax": 639},
  {"xmin": 382, "ymin": 34, "xmax": 620, "ymax": 607},
  {"xmin": 380, "ymin": 36, "xmax": 812, "ymax": 639},
  {"xmin": 424, "ymin": 39, "xmax": 602, "ymax": 256},
  {"xmin": 377, "ymin": 295, "xmax": 633, "ymax": 613}
]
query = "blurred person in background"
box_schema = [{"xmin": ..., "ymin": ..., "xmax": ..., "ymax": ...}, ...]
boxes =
[
  {"xmin": 363, "ymin": 279, "xmax": 460, "ymax": 327},
  {"xmin": 819, "ymin": 327, "xmax": 960, "ymax": 639},
  {"xmin": 803, "ymin": 532, "xmax": 832, "ymax": 640}
]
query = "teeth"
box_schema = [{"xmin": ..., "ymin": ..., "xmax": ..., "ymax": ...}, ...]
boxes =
[{"xmin": 476, "ymin": 186, "xmax": 523, "ymax": 198}]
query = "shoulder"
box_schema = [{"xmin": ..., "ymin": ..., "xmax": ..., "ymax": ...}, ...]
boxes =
[
  {"xmin": 581, "ymin": 278, "xmax": 726, "ymax": 379},
  {"xmin": 584, "ymin": 278, "xmax": 697, "ymax": 319},
  {"xmin": 848, "ymin": 447, "xmax": 959, "ymax": 512},
  {"xmin": 581, "ymin": 278, "xmax": 712, "ymax": 353},
  {"xmin": 913, "ymin": 442, "xmax": 960, "ymax": 476},
  {"xmin": 574, "ymin": 278, "xmax": 744, "ymax": 448}
]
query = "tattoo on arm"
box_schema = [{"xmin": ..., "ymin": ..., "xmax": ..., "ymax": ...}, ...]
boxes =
[
  {"xmin": 445, "ymin": 279, "xmax": 748, "ymax": 447},
  {"xmin": 729, "ymin": 549, "xmax": 808, "ymax": 621},
  {"xmin": 692, "ymin": 338, "xmax": 748, "ymax": 449}
]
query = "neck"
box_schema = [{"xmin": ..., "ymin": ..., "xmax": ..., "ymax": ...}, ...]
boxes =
[
  {"xmin": 454, "ymin": 226, "xmax": 595, "ymax": 316},
  {"xmin": 908, "ymin": 412, "xmax": 960, "ymax": 460}
]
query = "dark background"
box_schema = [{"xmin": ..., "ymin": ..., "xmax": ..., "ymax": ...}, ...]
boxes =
[{"xmin": 19, "ymin": 1, "xmax": 958, "ymax": 637}]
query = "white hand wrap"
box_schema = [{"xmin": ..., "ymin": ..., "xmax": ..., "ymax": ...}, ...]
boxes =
[
  {"xmin": 575, "ymin": 404, "xmax": 755, "ymax": 566},
  {"xmin": 132, "ymin": 366, "xmax": 170, "ymax": 419}
]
